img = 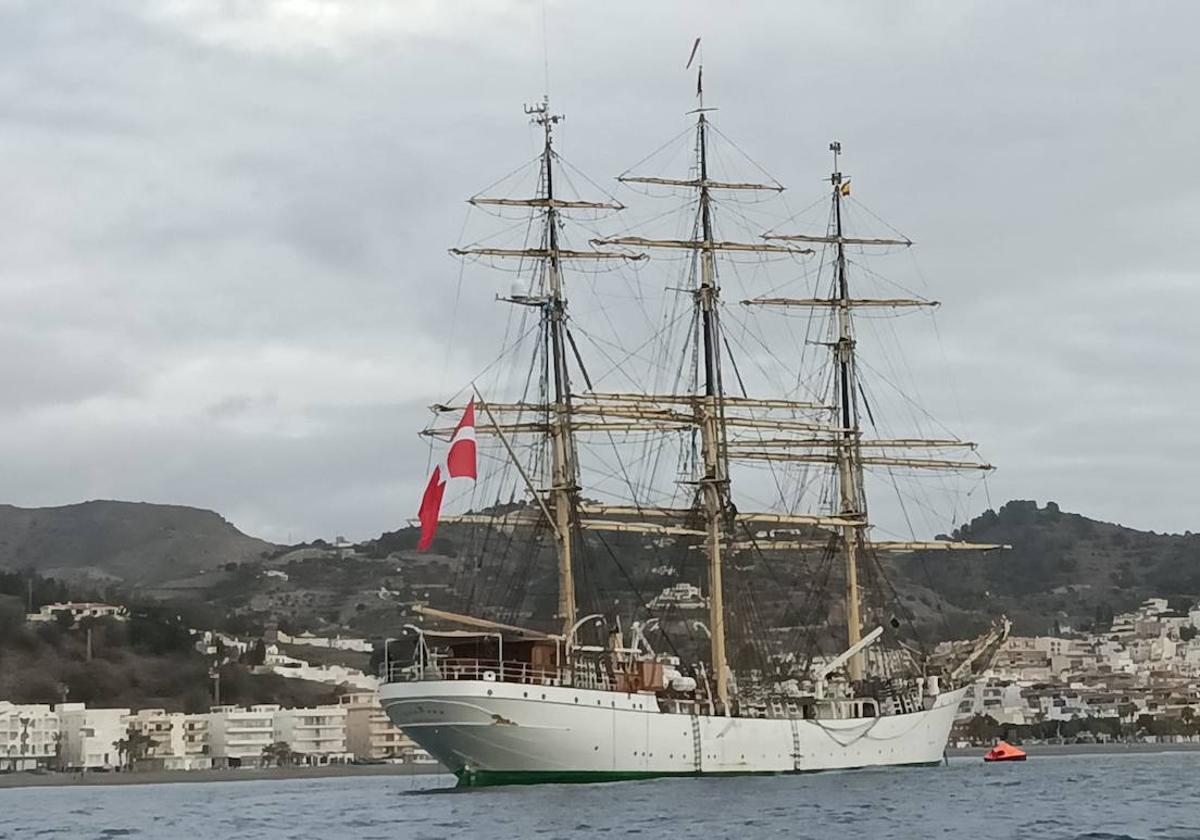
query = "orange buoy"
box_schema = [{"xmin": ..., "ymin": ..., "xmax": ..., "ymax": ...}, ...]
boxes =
[{"xmin": 983, "ymin": 740, "xmax": 1027, "ymax": 762}]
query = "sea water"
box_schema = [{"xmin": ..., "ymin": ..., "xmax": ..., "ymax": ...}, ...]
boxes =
[{"xmin": 1, "ymin": 754, "xmax": 1197, "ymax": 840}]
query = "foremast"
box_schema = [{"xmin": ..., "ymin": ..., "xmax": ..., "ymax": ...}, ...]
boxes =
[
  {"xmin": 533, "ymin": 99, "xmax": 580, "ymax": 640},
  {"xmin": 447, "ymin": 97, "xmax": 640, "ymax": 639}
]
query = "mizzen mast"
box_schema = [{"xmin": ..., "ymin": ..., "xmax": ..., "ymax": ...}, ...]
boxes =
[
  {"xmin": 830, "ymin": 141, "xmax": 866, "ymax": 682},
  {"xmin": 742, "ymin": 142, "xmax": 1002, "ymax": 680}
]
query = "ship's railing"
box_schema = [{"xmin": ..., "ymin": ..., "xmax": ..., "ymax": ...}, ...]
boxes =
[{"xmin": 385, "ymin": 657, "xmax": 565, "ymax": 687}]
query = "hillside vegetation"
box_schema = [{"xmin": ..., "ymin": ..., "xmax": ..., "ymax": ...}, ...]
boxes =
[{"xmin": 0, "ymin": 601, "xmax": 336, "ymax": 711}]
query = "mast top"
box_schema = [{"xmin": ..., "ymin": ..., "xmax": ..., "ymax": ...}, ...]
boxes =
[
  {"xmin": 525, "ymin": 96, "xmax": 563, "ymax": 131},
  {"xmin": 830, "ymin": 140, "xmax": 845, "ymax": 188},
  {"xmin": 686, "ymin": 37, "xmax": 717, "ymax": 114}
]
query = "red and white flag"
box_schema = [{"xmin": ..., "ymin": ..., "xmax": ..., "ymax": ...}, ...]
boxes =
[{"xmin": 417, "ymin": 398, "xmax": 477, "ymax": 551}]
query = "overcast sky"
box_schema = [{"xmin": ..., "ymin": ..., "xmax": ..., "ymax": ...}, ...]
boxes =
[{"xmin": 1, "ymin": 1, "xmax": 1197, "ymax": 543}]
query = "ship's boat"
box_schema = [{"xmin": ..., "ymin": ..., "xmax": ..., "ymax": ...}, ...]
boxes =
[
  {"xmin": 984, "ymin": 741, "xmax": 1027, "ymax": 762},
  {"xmin": 380, "ymin": 45, "xmax": 1011, "ymax": 787}
]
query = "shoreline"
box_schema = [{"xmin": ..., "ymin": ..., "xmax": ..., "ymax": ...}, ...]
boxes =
[
  {"xmin": 947, "ymin": 741, "xmax": 1200, "ymax": 758},
  {"xmin": 0, "ymin": 763, "xmax": 450, "ymax": 790}
]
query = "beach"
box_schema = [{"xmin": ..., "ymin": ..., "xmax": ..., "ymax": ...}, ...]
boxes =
[{"xmin": 0, "ymin": 762, "xmax": 446, "ymax": 789}]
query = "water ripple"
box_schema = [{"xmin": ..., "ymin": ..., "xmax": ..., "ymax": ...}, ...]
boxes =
[{"xmin": 0, "ymin": 754, "xmax": 1197, "ymax": 839}]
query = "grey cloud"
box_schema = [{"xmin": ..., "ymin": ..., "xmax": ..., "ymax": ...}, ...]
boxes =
[{"xmin": 0, "ymin": 0, "xmax": 1197, "ymax": 541}]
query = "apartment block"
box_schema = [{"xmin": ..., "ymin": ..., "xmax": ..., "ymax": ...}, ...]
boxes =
[
  {"xmin": 207, "ymin": 705, "xmax": 278, "ymax": 768},
  {"xmin": 273, "ymin": 706, "xmax": 350, "ymax": 765},
  {"xmin": 57, "ymin": 703, "xmax": 130, "ymax": 770},
  {"xmin": 0, "ymin": 702, "xmax": 59, "ymax": 771},
  {"xmin": 340, "ymin": 690, "xmax": 420, "ymax": 761}
]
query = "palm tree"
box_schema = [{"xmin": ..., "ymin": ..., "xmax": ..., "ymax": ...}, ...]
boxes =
[
  {"xmin": 114, "ymin": 726, "xmax": 154, "ymax": 771},
  {"xmin": 260, "ymin": 741, "xmax": 302, "ymax": 768}
]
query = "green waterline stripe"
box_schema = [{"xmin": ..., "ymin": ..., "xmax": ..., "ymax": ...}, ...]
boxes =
[{"xmin": 455, "ymin": 761, "xmax": 944, "ymax": 788}]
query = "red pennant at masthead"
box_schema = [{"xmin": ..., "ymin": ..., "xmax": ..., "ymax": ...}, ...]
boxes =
[{"xmin": 416, "ymin": 399, "xmax": 477, "ymax": 551}]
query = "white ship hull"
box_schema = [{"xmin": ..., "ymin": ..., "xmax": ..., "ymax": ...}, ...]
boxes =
[{"xmin": 380, "ymin": 679, "xmax": 966, "ymax": 786}]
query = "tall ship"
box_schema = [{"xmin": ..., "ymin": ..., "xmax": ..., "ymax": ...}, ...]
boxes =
[{"xmin": 380, "ymin": 54, "xmax": 1009, "ymax": 787}]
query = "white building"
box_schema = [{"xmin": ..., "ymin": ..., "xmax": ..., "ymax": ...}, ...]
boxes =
[
  {"xmin": 183, "ymin": 714, "xmax": 210, "ymax": 763},
  {"xmin": 648, "ymin": 582, "xmax": 708, "ymax": 610},
  {"xmin": 1139, "ymin": 598, "xmax": 1170, "ymax": 617},
  {"xmin": 26, "ymin": 602, "xmax": 127, "ymax": 625},
  {"xmin": 273, "ymin": 706, "xmax": 350, "ymax": 765},
  {"xmin": 956, "ymin": 681, "xmax": 1031, "ymax": 725},
  {"xmin": 0, "ymin": 702, "xmax": 59, "ymax": 771},
  {"xmin": 57, "ymin": 704, "xmax": 130, "ymax": 770},
  {"xmin": 258, "ymin": 645, "xmax": 378, "ymax": 691},
  {"xmin": 340, "ymin": 691, "xmax": 424, "ymax": 762},
  {"xmin": 123, "ymin": 709, "xmax": 211, "ymax": 771},
  {"xmin": 195, "ymin": 630, "xmax": 249, "ymax": 659},
  {"xmin": 207, "ymin": 705, "xmax": 278, "ymax": 768},
  {"xmin": 272, "ymin": 630, "xmax": 373, "ymax": 653}
]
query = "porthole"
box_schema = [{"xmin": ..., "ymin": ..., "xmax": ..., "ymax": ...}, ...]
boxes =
[{"xmin": 486, "ymin": 689, "xmax": 493, "ymax": 696}]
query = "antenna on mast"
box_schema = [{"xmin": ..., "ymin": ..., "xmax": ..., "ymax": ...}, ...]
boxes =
[
  {"xmin": 525, "ymin": 95, "xmax": 563, "ymax": 128},
  {"xmin": 830, "ymin": 140, "xmax": 848, "ymax": 193},
  {"xmin": 541, "ymin": 1, "xmax": 551, "ymax": 97}
]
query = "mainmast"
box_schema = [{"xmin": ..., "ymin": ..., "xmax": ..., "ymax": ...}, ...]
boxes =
[
  {"xmin": 593, "ymin": 55, "xmax": 812, "ymax": 712},
  {"xmin": 694, "ymin": 73, "xmax": 731, "ymax": 712}
]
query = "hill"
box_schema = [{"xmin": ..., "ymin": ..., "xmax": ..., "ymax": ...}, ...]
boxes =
[
  {"xmin": 0, "ymin": 500, "xmax": 275, "ymax": 587},
  {"xmin": 897, "ymin": 500, "xmax": 1200, "ymax": 635},
  {"xmin": 4, "ymin": 498, "xmax": 1197, "ymax": 645}
]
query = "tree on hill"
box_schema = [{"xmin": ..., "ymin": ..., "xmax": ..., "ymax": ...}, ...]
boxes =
[
  {"xmin": 244, "ymin": 639, "xmax": 267, "ymax": 666},
  {"xmin": 127, "ymin": 609, "xmax": 194, "ymax": 655}
]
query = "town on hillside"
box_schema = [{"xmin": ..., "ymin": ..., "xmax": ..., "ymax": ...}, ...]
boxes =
[{"xmin": 951, "ymin": 598, "xmax": 1200, "ymax": 745}]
